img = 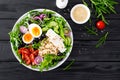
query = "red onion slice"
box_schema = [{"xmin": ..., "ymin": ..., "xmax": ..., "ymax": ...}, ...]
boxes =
[
  {"xmin": 33, "ymin": 16, "xmax": 41, "ymax": 20},
  {"xmin": 20, "ymin": 26, "xmax": 28, "ymax": 34},
  {"xmin": 34, "ymin": 55, "xmax": 43, "ymax": 65},
  {"xmin": 39, "ymin": 14, "xmax": 46, "ymax": 20}
]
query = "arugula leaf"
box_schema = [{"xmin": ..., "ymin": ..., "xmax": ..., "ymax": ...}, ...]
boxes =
[
  {"xmin": 39, "ymin": 54, "xmax": 65, "ymax": 71},
  {"xmin": 32, "ymin": 42, "xmax": 41, "ymax": 49}
]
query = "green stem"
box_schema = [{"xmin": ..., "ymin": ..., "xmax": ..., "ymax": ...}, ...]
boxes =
[{"xmin": 63, "ymin": 59, "xmax": 75, "ymax": 70}]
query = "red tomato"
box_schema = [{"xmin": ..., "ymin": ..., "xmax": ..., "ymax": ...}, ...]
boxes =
[
  {"xmin": 96, "ymin": 20, "xmax": 106, "ymax": 30},
  {"xmin": 21, "ymin": 48, "xmax": 30, "ymax": 55},
  {"xmin": 32, "ymin": 50, "xmax": 39, "ymax": 56},
  {"xmin": 24, "ymin": 54, "xmax": 31, "ymax": 65},
  {"xmin": 18, "ymin": 49, "xmax": 22, "ymax": 54},
  {"xmin": 29, "ymin": 47, "xmax": 34, "ymax": 53},
  {"xmin": 18, "ymin": 47, "xmax": 39, "ymax": 65},
  {"xmin": 26, "ymin": 59, "xmax": 31, "ymax": 65},
  {"xmin": 22, "ymin": 53, "xmax": 25, "ymax": 60},
  {"xmin": 30, "ymin": 54, "xmax": 35, "ymax": 62}
]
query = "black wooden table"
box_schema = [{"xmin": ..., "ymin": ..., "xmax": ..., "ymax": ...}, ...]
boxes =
[{"xmin": 0, "ymin": 0, "xmax": 120, "ymax": 80}]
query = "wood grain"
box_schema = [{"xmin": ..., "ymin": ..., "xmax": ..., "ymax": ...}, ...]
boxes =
[
  {"xmin": 0, "ymin": 20, "xmax": 120, "ymax": 41},
  {"xmin": 1, "ymin": 62, "xmax": 120, "ymax": 80},
  {"xmin": 0, "ymin": 0, "xmax": 120, "ymax": 80},
  {"xmin": 1, "ymin": 40, "xmax": 120, "ymax": 62}
]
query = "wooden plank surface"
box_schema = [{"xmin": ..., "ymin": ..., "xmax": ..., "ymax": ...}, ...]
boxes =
[
  {"xmin": 1, "ymin": 19, "xmax": 120, "ymax": 41},
  {"xmin": 0, "ymin": 0, "xmax": 120, "ymax": 80},
  {"xmin": 1, "ymin": 41, "xmax": 120, "ymax": 62}
]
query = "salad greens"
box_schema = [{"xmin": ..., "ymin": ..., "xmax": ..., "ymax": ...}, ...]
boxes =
[
  {"xmin": 39, "ymin": 54, "xmax": 65, "ymax": 71},
  {"xmin": 9, "ymin": 9, "xmax": 72, "ymax": 71}
]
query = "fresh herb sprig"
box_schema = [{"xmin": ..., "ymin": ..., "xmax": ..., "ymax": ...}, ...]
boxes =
[
  {"xmin": 85, "ymin": 26, "xmax": 98, "ymax": 35},
  {"xmin": 63, "ymin": 59, "xmax": 75, "ymax": 70},
  {"xmin": 83, "ymin": 0, "xmax": 118, "ymax": 24},
  {"xmin": 82, "ymin": 0, "xmax": 117, "ymax": 47},
  {"xmin": 96, "ymin": 32, "xmax": 109, "ymax": 48}
]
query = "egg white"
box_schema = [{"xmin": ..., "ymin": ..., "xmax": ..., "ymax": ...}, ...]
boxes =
[
  {"xmin": 22, "ymin": 32, "xmax": 34, "ymax": 44},
  {"xmin": 29, "ymin": 23, "xmax": 42, "ymax": 38}
]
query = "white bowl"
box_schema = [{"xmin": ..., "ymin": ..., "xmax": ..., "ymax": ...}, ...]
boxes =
[
  {"xmin": 10, "ymin": 9, "xmax": 73, "ymax": 71},
  {"xmin": 70, "ymin": 4, "xmax": 90, "ymax": 24}
]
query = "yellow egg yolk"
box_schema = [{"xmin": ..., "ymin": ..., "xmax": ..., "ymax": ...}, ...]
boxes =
[
  {"xmin": 23, "ymin": 33, "xmax": 33, "ymax": 43},
  {"xmin": 32, "ymin": 27, "xmax": 40, "ymax": 36}
]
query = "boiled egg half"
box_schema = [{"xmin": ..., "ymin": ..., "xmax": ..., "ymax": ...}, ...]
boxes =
[
  {"xmin": 22, "ymin": 32, "xmax": 34, "ymax": 44},
  {"xmin": 29, "ymin": 23, "xmax": 42, "ymax": 38}
]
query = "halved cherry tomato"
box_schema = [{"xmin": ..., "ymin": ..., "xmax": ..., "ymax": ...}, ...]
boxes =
[
  {"xmin": 32, "ymin": 50, "xmax": 39, "ymax": 56},
  {"xmin": 22, "ymin": 53, "xmax": 25, "ymax": 60},
  {"xmin": 21, "ymin": 48, "xmax": 30, "ymax": 55},
  {"xmin": 18, "ymin": 48, "xmax": 25, "ymax": 54},
  {"xmin": 24, "ymin": 54, "xmax": 31, "ymax": 65},
  {"xmin": 18, "ymin": 47, "xmax": 39, "ymax": 65},
  {"xmin": 29, "ymin": 47, "xmax": 34, "ymax": 53},
  {"xmin": 30, "ymin": 54, "xmax": 35, "ymax": 62},
  {"xmin": 18, "ymin": 49, "xmax": 22, "ymax": 54},
  {"xmin": 26, "ymin": 59, "xmax": 31, "ymax": 65}
]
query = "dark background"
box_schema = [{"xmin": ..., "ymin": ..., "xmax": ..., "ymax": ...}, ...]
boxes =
[{"xmin": 0, "ymin": 0, "xmax": 120, "ymax": 80}]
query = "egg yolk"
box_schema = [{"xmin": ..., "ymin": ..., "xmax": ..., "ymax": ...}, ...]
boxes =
[
  {"xmin": 32, "ymin": 27, "xmax": 40, "ymax": 36},
  {"xmin": 23, "ymin": 33, "xmax": 33, "ymax": 42}
]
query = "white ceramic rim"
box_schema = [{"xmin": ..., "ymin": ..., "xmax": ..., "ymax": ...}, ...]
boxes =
[
  {"xmin": 10, "ymin": 9, "xmax": 73, "ymax": 72},
  {"xmin": 70, "ymin": 4, "xmax": 90, "ymax": 24}
]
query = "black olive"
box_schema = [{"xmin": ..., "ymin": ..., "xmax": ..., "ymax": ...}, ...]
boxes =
[
  {"xmin": 48, "ymin": 14, "xmax": 52, "ymax": 18},
  {"xmin": 18, "ymin": 43, "xmax": 26, "ymax": 49},
  {"xmin": 57, "ymin": 52, "xmax": 63, "ymax": 56},
  {"xmin": 40, "ymin": 34, "xmax": 46, "ymax": 41},
  {"xmin": 33, "ymin": 38, "xmax": 40, "ymax": 43},
  {"xmin": 18, "ymin": 33, "xmax": 22, "ymax": 37},
  {"xmin": 28, "ymin": 20, "xmax": 32, "ymax": 24}
]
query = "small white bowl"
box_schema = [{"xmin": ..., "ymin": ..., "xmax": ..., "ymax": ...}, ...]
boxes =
[{"xmin": 70, "ymin": 4, "xmax": 90, "ymax": 24}]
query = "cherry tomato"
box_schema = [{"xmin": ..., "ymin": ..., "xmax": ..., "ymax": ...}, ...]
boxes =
[
  {"xmin": 96, "ymin": 20, "xmax": 106, "ymax": 30},
  {"xmin": 21, "ymin": 48, "xmax": 30, "ymax": 55},
  {"xmin": 18, "ymin": 47, "xmax": 39, "ymax": 65},
  {"xmin": 18, "ymin": 48, "xmax": 25, "ymax": 54},
  {"xmin": 30, "ymin": 54, "xmax": 35, "ymax": 62},
  {"xmin": 22, "ymin": 53, "xmax": 25, "ymax": 60},
  {"xmin": 18, "ymin": 49, "xmax": 22, "ymax": 54},
  {"xmin": 26, "ymin": 59, "xmax": 31, "ymax": 65},
  {"xmin": 29, "ymin": 47, "xmax": 34, "ymax": 53},
  {"xmin": 32, "ymin": 50, "xmax": 39, "ymax": 56},
  {"xmin": 24, "ymin": 54, "xmax": 31, "ymax": 65}
]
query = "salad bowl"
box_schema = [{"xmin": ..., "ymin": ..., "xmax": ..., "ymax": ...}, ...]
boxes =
[{"xmin": 9, "ymin": 9, "xmax": 73, "ymax": 71}]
